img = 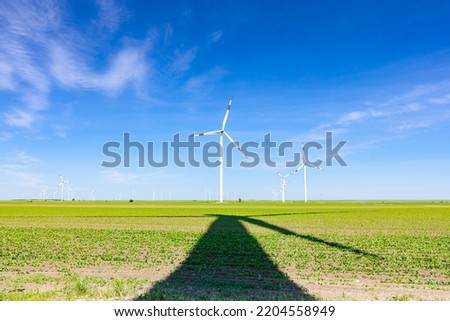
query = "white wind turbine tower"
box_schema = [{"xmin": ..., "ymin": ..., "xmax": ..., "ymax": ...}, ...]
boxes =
[
  {"xmin": 40, "ymin": 187, "xmax": 48, "ymax": 201},
  {"xmin": 58, "ymin": 174, "xmax": 69, "ymax": 201},
  {"xmin": 276, "ymin": 172, "xmax": 291, "ymax": 203},
  {"xmin": 291, "ymin": 144, "xmax": 322, "ymax": 203},
  {"xmin": 191, "ymin": 97, "xmax": 247, "ymax": 203},
  {"xmin": 271, "ymin": 189, "xmax": 279, "ymax": 202},
  {"xmin": 90, "ymin": 189, "xmax": 95, "ymax": 201}
]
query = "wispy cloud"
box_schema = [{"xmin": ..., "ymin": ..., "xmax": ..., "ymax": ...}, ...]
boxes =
[
  {"xmin": 332, "ymin": 82, "xmax": 450, "ymax": 129},
  {"xmin": 296, "ymin": 81, "xmax": 450, "ymax": 154},
  {"xmin": 95, "ymin": 0, "xmax": 126, "ymax": 32},
  {"xmin": 337, "ymin": 109, "xmax": 386, "ymax": 125},
  {"xmin": 3, "ymin": 109, "xmax": 39, "ymax": 129},
  {"xmin": 170, "ymin": 47, "xmax": 198, "ymax": 73},
  {"xmin": 100, "ymin": 169, "xmax": 162, "ymax": 185},
  {"xmin": 50, "ymin": 42, "xmax": 150, "ymax": 93},
  {"xmin": 183, "ymin": 67, "xmax": 226, "ymax": 93},
  {"xmin": 210, "ymin": 30, "xmax": 223, "ymax": 42},
  {"xmin": 428, "ymin": 93, "xmax": 450, "ymax": 105},
  {"xmin": 164, "ymin": 23, "xmax": 173, "ymax": 45},
  {"xmin": 0, "ymin": 164, "xmax": 42, "ymax": 187},
  {"xmin": 0, "ymin": 151, "xmax": 42, "ymax": 187},
  {"xmin": 0, "ymin": 59, "xmax": 15, "ymax": 90},
  {"xmin": 0, "ymin": 0, "xmax": 151, "ymax": 130},
  {"xmin": 0, "ymin": 132, "xmax": 12, "ymax": 141},
  {"xmin": 0, "ymin": 1, "xmax": 55, "ymax": 129},
  {"xmin": 397, "ymin": 120, "xmax": 435, "ymax": 130},
  {"xmin": 16, "ymin": 151, "xmax": 40, "ymax": 164}
]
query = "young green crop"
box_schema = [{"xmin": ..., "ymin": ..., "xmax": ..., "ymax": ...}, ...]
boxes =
[{"xmin": 0, "ymin": 201, "xmax": 449, "ymax": 300}]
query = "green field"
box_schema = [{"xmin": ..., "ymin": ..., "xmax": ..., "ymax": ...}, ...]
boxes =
[{"xmin": 0, "ymin": 201, "xmax": 449, "ymax": 300}]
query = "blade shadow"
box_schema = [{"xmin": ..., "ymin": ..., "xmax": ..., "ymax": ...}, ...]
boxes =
[{"xmin": 240, "ymin": 216, "xmax": 381, "ymax": 259}]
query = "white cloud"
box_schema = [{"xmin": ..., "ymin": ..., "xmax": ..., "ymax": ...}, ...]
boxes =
[
  {"xmin": 403, "ymin": 103, "xmax": 423, "ymax": 111},
  {"xmin": 337, "ymin": 109, "xmax": 386, "ymax": 125},
  {"xmin": 337, "ymin": 111, "xmax": 367, "ymax": 124},
  {"xmin": 171, "ymin": 48, "xmax": 198, "ymax": 73},
  {"xmin": 301, "ymin": 81, "xmax": 450, "ymax": 156},
  {"xmin": 95, "ymin": 0, "xmax": 126, "ymax": 32},
  {"xmin": 0, "ymin": 1, "xmax": 59, "ymax": 129},
  {"xmin": 428, "ymin": 94, "xmax": 450, "ymax": 105},
  {"xmin": 184, "ymin": 67, "xmax": 226, "ymax": 92},
  {"xmin": 100, "ymin": 169, "xmax": 154, "ymax": 184},
  {"xmin": 16, "ymin": 151, "xmax": 40, "ymax": 164},
  {"xmin": 3, "ymin": 109, "xmax": 38, "ymax": 129},
  {"xmin": 0, "ymin": 150, "xmax": 42, "ymax": 187},
  {"xmin": 0, "ymin": 58, "xmax": 16, "ymax": 90},
  {"xmin": 397, "ymin": 120, "xmax": 433, "ymax": 130},
  {"xmin": 50, "ymin": 43, "xmax": 150, "ymax": 93},
  {"xmin": 22, "ymin": 93, "xmax": 49, "ymax": 111},
  {"xmin": 0, "ymin": 0, "xmax": 152, "ymax": 130},
  {"xmin": 0, "ymin": 164, "xmax": 42, "ymax": 188}
]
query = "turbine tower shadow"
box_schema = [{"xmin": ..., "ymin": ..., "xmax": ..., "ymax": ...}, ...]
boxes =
[{"xmin": 136, "ymin": 215, "xmax": 316, "ymax": 300}]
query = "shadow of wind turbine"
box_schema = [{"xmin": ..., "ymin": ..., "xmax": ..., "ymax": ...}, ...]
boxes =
[{"xmin": 136, "ymin": 215, "xmax": 317, "ymax": 300}]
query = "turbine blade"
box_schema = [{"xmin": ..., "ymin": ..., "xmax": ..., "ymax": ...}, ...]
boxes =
[
  {"xmin": 301, "ymin": 143, "xmax": 306, "ymax": 163},
  {"xmin": 306, "ymin": 162, "xmax": 321, "ymax": 170},
  {"xmin": 291, "ymin": 163, "xmax": 305, "ymax": 175},
  {"xmin": 223, "ymin": 131, "xmax": 247, "ymax": 158},
  {"xmin": 221, "ymin": 96, "xmax": 233, "ymax": 130},
  {"xmin": 191, "ymin": 130, "xmax": 222, "ymax": 137}
]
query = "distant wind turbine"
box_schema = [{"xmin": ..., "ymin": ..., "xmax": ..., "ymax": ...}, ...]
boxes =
[
  {"xmin": 276, "ymin": 172, "xmax": 291, "ymax": 203},
  {"xmin": 271, "ymin": 189, "xmax": 279, "ymax": 202},
  {"xmin": 90, "ymin": 189, "xmax": 95, "ymax": 201},
  {"xmin": 41, "ymin": 187, "xmax": 48, "ymax": 201},
  {"xmin": 291, "ymin": 144, "xmax": 322, "ymax": 203},
  {"xmin": 58, "ymin": 174, "xmax": 69, "ymax": 202},
  {"xmin": 191, "ymin": 97, "xmax": 247, "ymax": 203}
]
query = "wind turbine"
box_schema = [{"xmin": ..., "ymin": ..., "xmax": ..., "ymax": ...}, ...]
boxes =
[
  {"xmin": 271, "ymin": 189, "xmax": 279, "ymax": 202},
  {"xmin": 90, "ymin": 189, "xmax": 95, "ymax": 201},
  {"xmin": 40, "ymin": 187, "xmax": 48, "ymax": 201},
  {"xmin": 291, "ymin": 144, "xmax": 321, "ymax": 203},
  {"xmin": 191, "ymin": 97, "xmax": 247, "ymax": 203},
  {"xmin": 58, "ymin": 174, "xmax": 69, "ymax": 201},
  {"xmin": 276, "ymin": 172, "xmax": 291, "ymax": 203}
]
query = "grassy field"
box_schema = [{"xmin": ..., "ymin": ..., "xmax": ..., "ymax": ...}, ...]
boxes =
[{"xmin": 0, "ymin": 201, "xmax": 449, "ymax": 300}]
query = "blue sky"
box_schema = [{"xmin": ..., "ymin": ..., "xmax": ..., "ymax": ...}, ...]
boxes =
[{"xmin": 1, "ymin": 0, "xmax": 449, "ymax": 201}]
